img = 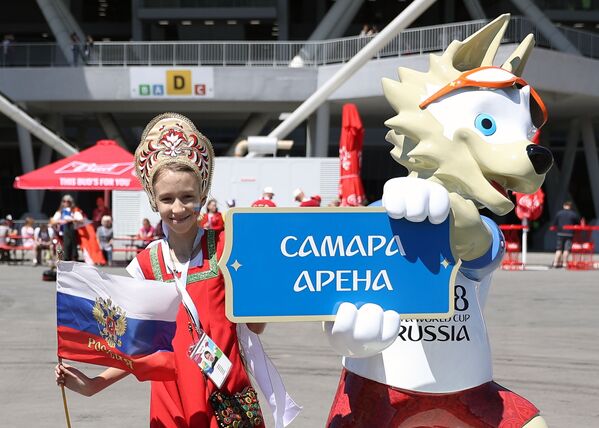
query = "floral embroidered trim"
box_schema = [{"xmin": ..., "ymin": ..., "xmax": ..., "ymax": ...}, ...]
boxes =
[
  {"xmin": 149, "ymin": 244, "xmax": 164, "ymax": 281},
  {"xmin": 149, "ymin": 230, "xmax": 218, "ymax": 283},
  {"xmin": 188, "ymin": 229, "xmax": 218, "ymax": 282}
]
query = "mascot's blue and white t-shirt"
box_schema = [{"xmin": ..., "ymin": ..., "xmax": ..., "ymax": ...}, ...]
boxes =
[{"xmin": 343, "ymin": 217, "xmax": 505, "ymax": 393}]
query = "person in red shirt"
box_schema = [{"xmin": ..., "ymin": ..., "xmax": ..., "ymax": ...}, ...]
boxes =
[
  {"xmin": 200, "ymin": 199, "xmax": 225, "ymax": 231},
  {"xmin": 137, "ymin": 218, "xmax": 156, "ymax": 247},
  {"xmin": 92, "ymin": 196, "xmax": 111, "ymax": 229},
  {"xmin": 251, "ymin": 186, "xmax": 277, "ymax": 208},
  {"xmin": 293, "ymin": 188, "xmax": 321, "ymax": 207}
]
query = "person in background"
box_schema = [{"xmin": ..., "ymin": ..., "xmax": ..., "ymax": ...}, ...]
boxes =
[
  {"xmin": 33, "ymin": 222, "xmax": 55, "ymax": 266},
  {"xmin": 551, "ymin": 201, "xmax": 580, "ymax": 268},
  {"xmin": 96, "ymin": 215, "xmax": 114, "ymax": 266},
  {"xmin": 200, "ymin": 199, "xmax": 224, "ymax": 231},
  {"xmin": 2, "ymin": 34, "xmax": 13, "ymax": 66},
  {"xmin": 251, "ymin": 186, "xmax": 277, "ymax": 207},
  {"xmin": 154, "ymin": 220, "xmax": 164, "ymax": 239},
  {"xmin": 293, "ymin": 188, "xmax": 322, "ymax": 207},
  {"xmin": 84, "ymin": 35, "xmax": 94, "ymax": 61},
  {"xmin": 52, "ymin": 194, "xmax": 83, "ymax": 261},
  {"xmin": 20, "ymin": 217, "xmax": 36, "ymax": 249},
  {"xmin": 137, "ymin": 218, "xmax": 155, "ymax": 247},
  {"xmin": 92, "ymin": 196, "xmax": 111, "ymax": 229},
  {"xmin": 0, "ymin": 218, "xmax": 10, "ymax": 262},
  {"xmin": 5, "ymin": 214, "xmax": 18, "ymax": 245},
  {"xmin": 70, "ymin": 32, "xmax": 81, "ymax": 66}
]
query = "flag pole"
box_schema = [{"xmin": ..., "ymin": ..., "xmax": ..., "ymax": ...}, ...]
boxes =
[
  {"xmin": 56, "ymin": 243, "xmax": 72, "ymax": 428},
  {"xmin": 58, "ymin": 357, "xmax": 73, "ymax": 428}
]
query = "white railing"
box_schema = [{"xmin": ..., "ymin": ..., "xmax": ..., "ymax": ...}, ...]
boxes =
[{"xmin": 1, "ymin": 16, "xmax": 597, "ymax": 68}]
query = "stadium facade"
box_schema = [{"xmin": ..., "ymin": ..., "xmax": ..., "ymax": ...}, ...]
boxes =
[{"xmin": 1, "ymin": 0, "xmax": 598, "ymax": 250}]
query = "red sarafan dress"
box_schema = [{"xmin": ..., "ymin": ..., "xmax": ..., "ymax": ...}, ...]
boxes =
[{"xmin": 134, "ymin": 229, "xmax": 265, "ymax": 428}]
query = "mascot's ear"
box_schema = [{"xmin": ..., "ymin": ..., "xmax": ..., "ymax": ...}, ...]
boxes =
[
  {"xmin": 501, "ymin": 34, "xmax": 535, "ymax": 76},
  {"xmin": 449, "ymin": 14, "xmax": 510, "ymax": 72}
]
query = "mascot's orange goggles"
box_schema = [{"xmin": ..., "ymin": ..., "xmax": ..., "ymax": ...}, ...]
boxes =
[{"xmin": 419, "ymin": 66, "xmax": 548, "ymax": 129}]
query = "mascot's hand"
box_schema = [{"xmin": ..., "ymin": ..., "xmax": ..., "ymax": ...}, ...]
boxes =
[
  {"xmin": 323, "ymin": 302, "xmax": 400, "ymax": 358},
  {"xmin": 382, "ymin": 177, "xmax": 450, "ymax": 223}
]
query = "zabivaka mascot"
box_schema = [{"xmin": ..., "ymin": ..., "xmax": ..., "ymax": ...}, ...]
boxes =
[{"xmin": 325, "ymin": 15, "xmax": 553, "ymax": 428}]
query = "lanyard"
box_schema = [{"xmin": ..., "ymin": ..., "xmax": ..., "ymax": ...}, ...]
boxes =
[{"xmin": 170, "ymin": 231, "xmax": 203, "ymax": 336}]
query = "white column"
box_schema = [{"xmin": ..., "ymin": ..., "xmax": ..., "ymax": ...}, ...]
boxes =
[
  {"xmin": 314, "ymin": 103, "xmax": 330, "ymax": 158},
  {"xmin": 17, "ymin": 125, "xmax": 41, "ymax": 214}
]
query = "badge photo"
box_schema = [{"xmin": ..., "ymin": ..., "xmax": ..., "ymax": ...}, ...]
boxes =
[{"xmin": 189, "ymin": 333, "xmax": 232, "ymax": 389}]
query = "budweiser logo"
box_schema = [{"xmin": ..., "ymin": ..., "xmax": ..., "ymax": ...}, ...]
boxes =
[{"xmin": 55, "ymin": 161, "xmax": 134, "ymax": 175}]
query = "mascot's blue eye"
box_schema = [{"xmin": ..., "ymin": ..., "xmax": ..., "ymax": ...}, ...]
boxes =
[{"xmin": 474, "ymin": 114, "xmax": 496, "ymax": 136}]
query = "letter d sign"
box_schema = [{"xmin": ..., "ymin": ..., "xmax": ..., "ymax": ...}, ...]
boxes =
[{"xmin": 166, "ymin": 70, "xmax": 192, "ymax": 95}]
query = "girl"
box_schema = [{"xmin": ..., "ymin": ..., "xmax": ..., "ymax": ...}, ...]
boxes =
[
  {"xmin": 56, "ymin": 113, "xmax": 298, "ymax": 427},
  {"xmin": 200, "ymin": 199, "xmax": 224, "ymax": 232}
]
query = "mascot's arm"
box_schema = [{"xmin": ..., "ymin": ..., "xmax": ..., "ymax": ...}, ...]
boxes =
[{"xmin": 448, "ymin": 194, "xmax": 493, "ymax": 261}]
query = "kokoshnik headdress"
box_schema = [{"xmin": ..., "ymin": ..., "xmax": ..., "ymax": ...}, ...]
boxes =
[{"xmin": 135, "ymin": 112, "xmax": 214, "ymax": 211}]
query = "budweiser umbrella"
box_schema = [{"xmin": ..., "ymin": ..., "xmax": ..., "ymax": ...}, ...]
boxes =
[
  {"xmin": 14, "ymin": 140, "xmax": 142, "ymax": 191},
  {"xmin": 338, "ymin": 103, "xmax": 366, "ymax": 206}
]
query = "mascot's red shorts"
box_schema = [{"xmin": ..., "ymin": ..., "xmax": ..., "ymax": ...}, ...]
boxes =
[{"xmin": 327, "ymin": 369, "xmax": 539, "ymax": 428}]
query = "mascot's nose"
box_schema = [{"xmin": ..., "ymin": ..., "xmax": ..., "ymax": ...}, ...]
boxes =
[{"xmin": 527, "ymin": 144, "xmax": 553, "ymax": 175}]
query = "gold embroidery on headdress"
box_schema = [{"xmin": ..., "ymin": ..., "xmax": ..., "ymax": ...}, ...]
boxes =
[{"xmin": 135, "ymin": 112, "xmax": 214, "ymax": 210}]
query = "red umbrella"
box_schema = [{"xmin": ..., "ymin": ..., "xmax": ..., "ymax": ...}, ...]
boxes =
[
  {"xmin": 13, "ymin": 140, "xmax": 142, "ymax": 191},
  {"xmin": 338, "ymin": 103, "xmax": 366, "ymax": 206}
]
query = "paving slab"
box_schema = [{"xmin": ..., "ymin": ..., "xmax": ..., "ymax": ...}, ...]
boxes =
[{"xmin": 0, "ymin": 254, "xmax": 597, "ymax": 427}]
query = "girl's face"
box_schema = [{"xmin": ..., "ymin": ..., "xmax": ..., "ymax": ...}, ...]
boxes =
[
  {"xmin": 207, "ymin": 201, "xmax": 217, "ymax": 213},
  {"xmin": 153, "ymin": 169, "xmax": 203, "ymax": 237}
]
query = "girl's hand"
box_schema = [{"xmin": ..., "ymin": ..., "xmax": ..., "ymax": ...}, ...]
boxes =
[
  {"xmin": 247, "ymin": 323, "xmax": 266, "ymax": 334},
  {"xmin": 55, "ymin": 363, "xmax": 98, "ymax": 397}
]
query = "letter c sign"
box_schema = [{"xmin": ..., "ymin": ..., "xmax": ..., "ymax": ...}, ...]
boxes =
[{"xmin": 166, "ymin": 70, "xmax": 192, "ymax": 95}]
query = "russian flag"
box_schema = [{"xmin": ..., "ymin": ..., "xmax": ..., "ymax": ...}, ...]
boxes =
[{"xmin": 56, "ymin": 261, "xmax": 180, "ymax": 381}]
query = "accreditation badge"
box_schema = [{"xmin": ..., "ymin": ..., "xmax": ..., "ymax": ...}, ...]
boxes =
[{"xmin": 189, "ymin": 332, "xmax": 232, "ymax": 389}]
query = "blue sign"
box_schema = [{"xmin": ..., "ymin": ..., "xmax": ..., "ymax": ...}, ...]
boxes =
[
  {"xmin": 152, "ymin": 84, "xmax": 164, "ymax": 96},
  {"xmin": 220, "ymin": 208, "xmax": 459, "ymax": 322}
]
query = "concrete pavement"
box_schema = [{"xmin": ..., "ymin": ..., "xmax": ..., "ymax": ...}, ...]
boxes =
[{"xmin": 0, "ymin": 254, "xmax": 597, "ymax": 427}]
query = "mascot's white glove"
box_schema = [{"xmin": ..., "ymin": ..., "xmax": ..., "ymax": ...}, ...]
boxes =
[
  {"xmin": 324, "ymin": 302, "xmax": 401, "ymax": 358},
  {"xmin": 382, "ymin": 177, "xmax": 450, "ymax": 224}
]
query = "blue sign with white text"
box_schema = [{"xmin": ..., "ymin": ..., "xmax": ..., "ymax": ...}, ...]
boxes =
[{"xmin": 220, "ymin": 208, "xmax": 458, "ymax": 322}]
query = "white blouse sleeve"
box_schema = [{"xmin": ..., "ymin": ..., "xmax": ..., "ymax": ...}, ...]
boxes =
[{"xmin": 126, "ymin": 258, "xmax": 145, "ymax": 280}]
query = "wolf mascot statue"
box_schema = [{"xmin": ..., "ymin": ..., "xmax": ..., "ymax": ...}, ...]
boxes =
[{"xmin": 325, "ymin": 14, "xmax": 553, "ymax": 428}]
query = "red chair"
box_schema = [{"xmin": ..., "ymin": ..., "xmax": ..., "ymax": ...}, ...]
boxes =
[
  {"xmin": 499, "ymin": 225, "xmax": 525, "ymax": 270},
  {"xmin": 566, "ymin": 225, "xmax": 596, "ymax": 270}
]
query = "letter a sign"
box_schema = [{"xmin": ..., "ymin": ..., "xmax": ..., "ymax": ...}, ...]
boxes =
[{"xmin": 219, "ymin": 208, "xmax": 460, "ymax": 322}]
